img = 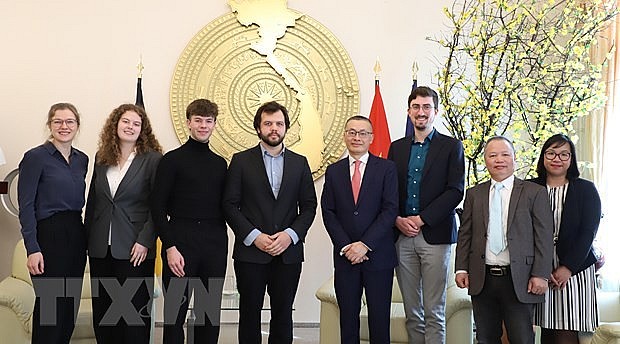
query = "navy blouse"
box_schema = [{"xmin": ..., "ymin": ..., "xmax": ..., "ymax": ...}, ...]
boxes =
[{"xmin": 18, "ymin": 141, "xmax": 88, "ymax": 255}]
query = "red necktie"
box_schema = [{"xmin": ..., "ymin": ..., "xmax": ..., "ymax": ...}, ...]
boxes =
[{"xmin": 352, "ymin": 160, "xmax": 361, "ymax": 204}]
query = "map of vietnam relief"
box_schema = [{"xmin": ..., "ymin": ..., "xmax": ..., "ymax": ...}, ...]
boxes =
[{"xmin": 229, "ymin": 0, "xmax": 324, "ymax": 172}]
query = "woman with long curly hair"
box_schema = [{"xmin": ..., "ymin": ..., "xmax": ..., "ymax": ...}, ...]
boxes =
[{"xmin": 84, "ymin": 103, "xmax": 162, "ymax": 343}]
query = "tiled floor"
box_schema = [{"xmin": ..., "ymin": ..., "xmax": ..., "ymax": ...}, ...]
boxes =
[{"xmin": 153, "ymin": 323, "xmax": 320, "ymax": 343}]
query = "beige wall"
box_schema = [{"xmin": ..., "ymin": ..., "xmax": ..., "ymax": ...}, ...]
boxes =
[{"xmin": 0, "ymin": 0, "xmax": 452, "ymax": 323}]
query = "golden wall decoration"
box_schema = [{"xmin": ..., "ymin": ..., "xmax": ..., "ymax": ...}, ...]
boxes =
[{"xmin": 170, "ymin": 0, "xmax": 359, "ymax": 179}]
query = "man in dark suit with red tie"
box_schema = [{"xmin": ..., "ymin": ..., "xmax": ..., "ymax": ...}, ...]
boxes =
[{"xmin": 321, "ymin": 115, "xmax": 399, "ymax": 343}]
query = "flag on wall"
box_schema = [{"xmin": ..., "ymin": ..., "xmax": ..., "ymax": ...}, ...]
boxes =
[
  {"xmin": 134, "ymin": 59, "xmax": 162, "ymax": 276},
  {"xmin": 135, "ymin": 77, "xmax": 145, "ymax": 108},
  {"xmin": 405, "ymin": 79, "xmax": 417, "ymax": 137},
  {"xmin": 368, "ymin": 80, "xmax": 391, "ymax": 158}
]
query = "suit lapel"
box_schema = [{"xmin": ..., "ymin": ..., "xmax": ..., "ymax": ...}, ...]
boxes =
[
  {"xmin": 115, "ymin": 154, "xmax": 146, "ymax": 199},
  {"xmin": 481, "ymin": 181, "xmax": 491, "ymax": 230},
  {"xmin": 397, "ymin": 139, "xmax": 412, "ymax": 187},
  {"xmin": 357, "ymin": 155, "xmax": 377, "ymax": 207},
  {"xmin": 421, "ymin": 133, "xmax": 445, "ymax": 181},
  {"xmin": 507, "ymin": 178, "xmax": 524, "ymax": 232},
  {"xmin": 252, "ymin": 145, "xmax": 276, "ymax": 200},
  {"xmin": 279, "ymin": 151, "xmax": 294, "ymax": 201},
  {"xmin": 95, "ymin": 164, "xmax": 114, "ymax": 202}
]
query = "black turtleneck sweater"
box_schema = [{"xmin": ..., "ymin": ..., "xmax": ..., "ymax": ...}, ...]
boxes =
[{"xmin": 151, "ymin": 137, "xmax": 227, "ymax": 249}]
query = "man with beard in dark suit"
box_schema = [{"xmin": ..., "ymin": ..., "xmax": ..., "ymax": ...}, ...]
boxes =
[{"xmin": 223, "ymin": 101, "xmax": 317, "ymax": 344}]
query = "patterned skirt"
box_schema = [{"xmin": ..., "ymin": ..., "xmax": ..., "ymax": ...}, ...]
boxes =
[{"xmin": 533, "ymin": 264, "xmax": 598, "ymax": 332}]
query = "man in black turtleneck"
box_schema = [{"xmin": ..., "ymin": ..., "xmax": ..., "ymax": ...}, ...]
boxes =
[{"xmin": 151, "ymin": 99, "xmax": 228, "ymax": 344}]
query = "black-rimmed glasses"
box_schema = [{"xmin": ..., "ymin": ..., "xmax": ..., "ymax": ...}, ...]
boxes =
[{"xmin": 544, "ymin": 151, "xmax": 571, "ymax": 161}]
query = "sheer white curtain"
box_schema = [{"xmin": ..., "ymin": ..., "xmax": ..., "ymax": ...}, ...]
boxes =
[{"xmin": 584, "ymin": 2, "xmax": 620, "ymax": 287}]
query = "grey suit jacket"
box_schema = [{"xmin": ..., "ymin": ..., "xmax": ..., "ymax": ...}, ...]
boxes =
[
  {"xmin": 85, "ymin": 151, "xmax": 162, "ymax": 259},
  {"xmin": 455, "ymin": 177, "xmax": 553, "ymax": 303}
]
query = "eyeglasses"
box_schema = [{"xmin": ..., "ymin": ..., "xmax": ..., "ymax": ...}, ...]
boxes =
[
  {"xmin": 345, "ymin": 129, "xmax": 373, "ymax": 139},
  {"xmin": 50, "ymin": 119, "xmax": 78, "ymax": 127},
  {"xmin": 409, "ymin": 104, "xmax": 435, "ymax": 112},
  {"xmin": 544, "ymin": 151, "xmax": 571, "ymax": 161}
]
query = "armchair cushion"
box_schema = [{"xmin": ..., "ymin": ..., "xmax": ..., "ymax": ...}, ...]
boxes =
[
  {"xmin": 589, "ymin": 288, "xmax": 620, "ymax": 344},
  {"xmin": 591, "ymin": 323, "xmax": 620, "ymax": 344},
  {"xmin": 0, "ymin": 240, "xmax": 95, "ymax": 343},
  {"xmin": 0, "ymin": 276, "xmax": 34, "ymax": 334},
  {"xmin": 316, "ymin": 274, "xmax": 473, "ymax": 344}
]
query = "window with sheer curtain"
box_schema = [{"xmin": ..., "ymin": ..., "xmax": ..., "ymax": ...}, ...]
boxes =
[
  {"xmin": 577, "ymin": 3, "xmax": 620, "ymax": 289},
  {"xmin": 598, "ymin": 114, "xmax": 619, "ymax": 289}
]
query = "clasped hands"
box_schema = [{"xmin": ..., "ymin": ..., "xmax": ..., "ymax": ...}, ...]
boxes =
[
  {"xmin": 342, "ymin": 241, "xmax": 369, "ymax": 265},
  {"xmin": 254, "ymin": 232, "xmax": 292, "ymax": 257},
  {"xmin": 549, "ymin": 265, "xmax": 572, "ymax": 290},
  {"xmin": 395, "ymin": 215, "xmax": 424, "ymax": 237}
]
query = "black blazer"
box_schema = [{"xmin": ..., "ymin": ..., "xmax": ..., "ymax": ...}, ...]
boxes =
[
  {"xmin": 223, "ymin": 145, "xmax": 317, "ymax": 264},
  {"xmin": 531, "ymin": 177, "xmax": 601, "ymax": 275},
  {"xmin": 321, "ymin": 154, "xmax": 399, "ymax": 271},
  {"xmin": 387, "ymin": 131, "xmax": 465, "ymax": 244},
  {"xmin": 85, "ymin": 151, "xmax": 162, "ymax": 259}
]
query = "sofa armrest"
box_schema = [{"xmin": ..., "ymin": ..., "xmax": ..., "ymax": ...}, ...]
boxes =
[
  {"xmin": 316, "ymin": 276, "xmax": 338, "ymax": 305},
  {"xmin": 592, "ymin": 323, "xmax": 620, "ymax": 344},
  {"xmin": 316, "ymin": 277, "xmax": 341, "ymax": 344},
  {"xmin": 445, "ymin": 284, "xmax": 471, "ymax": 319},
  {"xmin": 0, "ymin": 276, "xmax": 35, "ymax": 334},
  {"xmin": 446, "ymin": 285, "xmax": 473, "ymax": 344}
]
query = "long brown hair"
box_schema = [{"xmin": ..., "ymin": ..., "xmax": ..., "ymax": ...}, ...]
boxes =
[{"xmin": 96, "ymin": 104, "xmax": 162, "ymax": 166}]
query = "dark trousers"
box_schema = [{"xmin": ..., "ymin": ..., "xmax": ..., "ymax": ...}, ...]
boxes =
[
  {"xmin": 234, "ymin": 257, "xmax": 302, "ymax": 344},
  {"xmin": 162, "ymin": 219, "xmax": 228, "ymax": 344},
  {"xmin": 31, "ymin": 211, "xmax": 86, "ymax": 344},
  {"xmin": 471, "ymin": 270, "xmax": 535, "ymax": 344},
  {"xmin": 334, "ymin": 266, "xmax": 393, "ymax": 344},
  {"xmin": 89, "ymin": 248, "xmax": 154, "ymax": 344}
]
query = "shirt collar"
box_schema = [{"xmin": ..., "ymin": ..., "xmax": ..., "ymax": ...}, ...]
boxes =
[
  {"xmin": 260, "ymin": 142, "xmax": 285, "ymax": 158},
  {"xmin": 491, "ymin": 174, "xmax": 515, "ymax": 190},
  {"xmin": 44, "ymin": 140, "xmax": 75, "ymax": 156},
  {"xmin": 411, "ymin": 128, "xmax": 436, "ymax": 144},
  {"xmin": 348, "ymin": 152, "xmax": 369, "ymax": 166}
]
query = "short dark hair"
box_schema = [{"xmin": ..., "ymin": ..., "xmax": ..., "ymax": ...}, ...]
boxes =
[
  {"xmin": 345, "ymin": 115, "xmax": 372, "ymax": 127},
  {"xmin": 536, "ymin": 134, "xmax": 580, "ymax": 180},
  {"xmin": 253, "ymin": 101, "xmax": 290, "ymax": 131},
  {"xmin": 186, "ymin": 99, "xmax": 218, "ymax": 119},
  {"xmin": 408, "ymin": 86, "xmax": 439, "ymax": 109}
]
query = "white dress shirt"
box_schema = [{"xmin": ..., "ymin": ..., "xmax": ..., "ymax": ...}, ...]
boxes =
[
  {"xmin": 105, "ymin": 152, "xmax": 136, "ymax": 245},
  {"xmin": 348, "ymin": 152, "xmax": 369, "ymax": 180},
  {"xmin": 485, "ymin": 175, "xmax": 514, "ymax": 266}
]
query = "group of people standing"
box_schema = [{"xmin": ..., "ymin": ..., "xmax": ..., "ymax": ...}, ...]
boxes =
[
  {"xmin": 322, "ymin": 86, "xmax": 601, "ymax": 344},
  {"xmin": 18, "ymin": 100, "xmax": 316, "ymax": 344},
  {"xmin": 17, "ymin": 85, "xmax": 600, "ymax": 344}
]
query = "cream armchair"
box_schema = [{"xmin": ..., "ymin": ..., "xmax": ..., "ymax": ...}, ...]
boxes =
[
  {"xmin": 531, "ymin": 282, "xmax": 620, "ymax": 344},
  {"xmin": 0, "ymin": 240, "xmax": 95, "ymax": 343},
  {"xmin": 315, "ymin": 274, "xmax": 473, "ymax": 344},
  {"xmin": 589, "ymin": 288, "xmax": 620, "ymax": 344},
  {"xmin": 0, "ymin": 240, "xmax": 161, "ymax": 344}
]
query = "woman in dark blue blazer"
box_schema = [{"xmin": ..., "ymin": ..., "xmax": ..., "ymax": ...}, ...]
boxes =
[{"xmin": 531, "ymin": 134, "xmax": 601, "ymax": 344}]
